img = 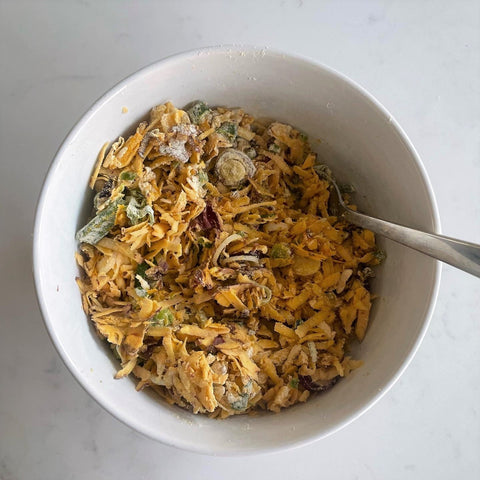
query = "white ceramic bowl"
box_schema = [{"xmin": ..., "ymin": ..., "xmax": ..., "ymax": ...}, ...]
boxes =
[{"xmin": 34, "ymin": 46, "xmax": 440, "ymax": 455}]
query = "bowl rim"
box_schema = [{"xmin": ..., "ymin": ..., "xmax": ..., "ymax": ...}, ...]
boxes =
[{"xmin": 33, "ymin": 44, "xmax": 442, "ymax": 456}]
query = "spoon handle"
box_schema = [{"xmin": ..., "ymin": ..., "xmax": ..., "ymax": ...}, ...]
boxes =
[{"xmin": 343, "ymin": 209, "xmax": 480, "ymax": 278}]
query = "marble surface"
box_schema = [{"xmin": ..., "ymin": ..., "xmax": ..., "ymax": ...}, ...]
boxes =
[{"xmin": 1, "ymin": 1, "xmax": 479, "ymax": 478}]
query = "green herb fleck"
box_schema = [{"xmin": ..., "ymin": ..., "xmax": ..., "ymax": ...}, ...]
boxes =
[
  {"xmin": 126, "ymin": 190, "xmax": 154, "ymax": 225},
  {"xmin": 134, "ymin": 262, "xmax": 150, "ymax": 288},
  {"xmin": 187, "ymin": 101, "xmax": 210, "ymax": 124},
  {"xmin": 313, "ymin": 163, "xmax": 332, "ymax": 178},
  {"xmin": 289, "ymin": 378, "xmax": 299, "ymax": 389},
  {"xmin": 198, "ymin": 237, "xmax": 213, "ymax": 248},
  {"xmin": 268, "ymin": 143, "xmax": 282, "ymax": 154},
  {"xmin": 119, "ymin": 171, "xmax": 137, "ymax": 182},
  {"xmin": 373, "ymin": 249, "xmax": 387, "ymax": 263},
  {"xmin": 151, "ymin": 308, "xmax": 175, "ymax": 326},
  {"xmin": 197, "ymin": 170, "xmax": 209, "ymax": 186},
  {"xmin": 217, "ymin": 122, "xmax": 238, "ymax": 143},
  {"xmin": 270, "ymin": 243, "xmax": 292, "ymax": 259},
  {"xmin": 189, "ymin": 171, "xmax": 209, "ymax": 193},
  {"xmin": 230, "ymin": 393, "xmax": 249, "ymax": 411}
]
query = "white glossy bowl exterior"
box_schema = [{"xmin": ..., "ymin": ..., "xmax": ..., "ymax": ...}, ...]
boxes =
[{"xmin": 34, "ymin": 46, "xmax": 440, "ymax": 456}]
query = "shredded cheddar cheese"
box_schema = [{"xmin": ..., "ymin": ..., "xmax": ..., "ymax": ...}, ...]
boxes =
[{"xmin": 75, "ymin": 101, "xmax": 383, "ymax": 418}]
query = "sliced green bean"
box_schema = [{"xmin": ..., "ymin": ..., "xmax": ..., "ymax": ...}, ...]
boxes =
[{"xmin": 76, "ymin": 199, "xmax": 123, "ymax": 245}]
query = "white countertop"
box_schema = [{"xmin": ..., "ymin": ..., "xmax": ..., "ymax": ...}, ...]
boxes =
[{"xmin": 1, "ymin": 1, "xmax": 479, "ymax": 478}]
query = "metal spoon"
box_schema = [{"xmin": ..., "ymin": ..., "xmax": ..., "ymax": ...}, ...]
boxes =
[{"xmin": 321, "ymin": 173, "xmax": 480, "ymax": 278}]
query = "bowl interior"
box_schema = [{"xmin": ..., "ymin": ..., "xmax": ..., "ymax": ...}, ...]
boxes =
[{"xmin": 34, "ymin": 47, "xmax": 439, "ymax": 455}]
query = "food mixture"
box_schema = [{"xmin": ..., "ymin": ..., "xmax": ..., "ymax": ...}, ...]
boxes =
[{"xmin": 75, "ymin": 101, "xmax": 382, "ymax": 418}]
